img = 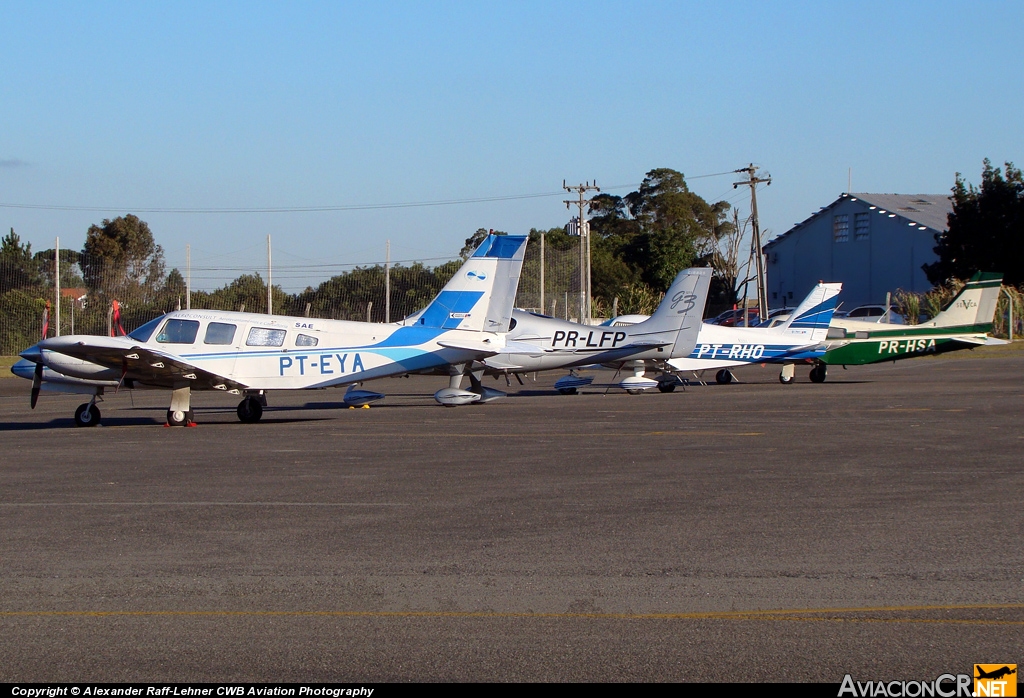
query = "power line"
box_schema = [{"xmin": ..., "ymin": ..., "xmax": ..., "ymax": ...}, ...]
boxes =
[{"xmin": 0, "ymin": 171, "xmax": 737, "ymax": 214}]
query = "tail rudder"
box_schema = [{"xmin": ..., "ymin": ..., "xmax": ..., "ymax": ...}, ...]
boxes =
[
  {"xmin": 631, "ymin": 268, "xmax": 713, "ymax": 357},
  {"xmin": 929, "ymin": 272, "xmax": 1003, "ymax": 330},
  {"xmin": 780, "ymin": 282, "xmax": 843, "ymax": 341},
  {"xmin": 415, "ymin": 234, "xmax": 528, "ymax": 333}
]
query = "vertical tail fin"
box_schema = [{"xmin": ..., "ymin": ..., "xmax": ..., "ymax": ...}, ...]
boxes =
[
  {"xmin": 415, "ymin": 234, "xmax": 528, "ymax": 333},
  {"xmin": 779, "ymin": 282, "xmax": 843, "ymax": 341},
  {"xmin": 929, "ymin": 272, "xmax": 1003, "ymax": 330},
  {"xmin": 632, "ymin": 268, "xmax": 713, "ymax": 355}
]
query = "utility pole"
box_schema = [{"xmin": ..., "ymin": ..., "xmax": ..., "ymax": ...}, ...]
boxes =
[
  {"xmin": 385, "ymin": 239, "xmax": 391, "ymax": 323},
  {"xmin": 563, "ymin": 180, "xmax": 599, "ymax": 323},
  {"xmin": 267, "ymin": 234, "xmax": 273, "ymax": 315},
  {"xmin": 186, "ymin": 244, "xmax": 192, "ymax": 309},
  {"xmin": 185, "ymin": 244, "xmax": 191, "ymax": 310},
  {"xmin": 54, "ymin": 237, "xmax": 61, "ymax": 337},
  {"xmin": 734, "ymin": 164, "xmax": 771, "ymax": 318},
  {"xmin": 539, "ymin": 231, "xmax": 545, "ymax": 314}
]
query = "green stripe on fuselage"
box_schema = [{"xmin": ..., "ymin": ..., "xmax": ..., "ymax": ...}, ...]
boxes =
[{"xmin": 821, "ymin": 336, "xmax": 979, "ymax": 365}]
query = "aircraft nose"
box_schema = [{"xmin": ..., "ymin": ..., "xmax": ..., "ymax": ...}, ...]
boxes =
[{"xmin": 11, "ymin": 358, "xmax": 38, "ymax": 379}]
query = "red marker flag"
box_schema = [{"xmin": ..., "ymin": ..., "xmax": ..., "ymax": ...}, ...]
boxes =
[
  {"xmin": 111, "ymin": 299, "xmax": 127, "ymax": 337},
  {"xmin": 41, "ymin": 301, "xmax": 50, "ymax": 339}
]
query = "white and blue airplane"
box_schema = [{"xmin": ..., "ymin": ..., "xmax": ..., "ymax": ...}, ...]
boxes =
[
  {"xmin": 13, "ymin": 234, "xmax": 528, "ymax": 426},
  {"xmin": 560, "ymin": 280, "xmax": 843, "ymax": 390},
  {"xmin": 470, "ymin": 267, "xmax": 713, "ymax": 396}
]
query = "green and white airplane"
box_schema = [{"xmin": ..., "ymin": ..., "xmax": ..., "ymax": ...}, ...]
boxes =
[{"xmin": 812, "ymin": 271, "xmax": 1005, "ymax": 382}]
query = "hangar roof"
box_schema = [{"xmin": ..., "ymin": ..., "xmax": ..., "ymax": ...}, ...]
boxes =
[{"xmin": 765, "ymin": 193, "xmax": 953, "ymax": 249}]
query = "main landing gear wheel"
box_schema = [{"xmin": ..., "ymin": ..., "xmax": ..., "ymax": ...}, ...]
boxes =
[
  {"xmin": 658, "ymin": 383, "xmax": 676, "ymax": 393},
  {"xmin": 558, "ymin": 387, "xmax": 578, "ymax": 395},
  {"xmin": 74, "ymin": 403, "xmax": 101, "ymax": 427},
  {"xmin": 626, "ymin": 389, "xmax": 643, "ymax": 395},
  {"xmin": 809, "ymin": 365, "xmax": 828, "ymax": 383},
  {"xmin": 237, "ymin": 397, "xmax": 264, "ymax": 423},
  {"xmin": 166, "ymin": 409, "xmax": 195, "ymax": 427},
  {"xmin": 715, "ymin": 369, "xmax": 733, "ymax": 385}
]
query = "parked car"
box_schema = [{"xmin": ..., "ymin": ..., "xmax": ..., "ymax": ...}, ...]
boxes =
[
  {"xmin": 834, "ymin": 304, "xmax": 905, "ymax": 324},
  {"xmin": 711, "ymin": 308, "xmax": 762, "ymax": 327},
  {"xmin": 755, "ymin": 307, "xmax": 796, "ymax": 328}
]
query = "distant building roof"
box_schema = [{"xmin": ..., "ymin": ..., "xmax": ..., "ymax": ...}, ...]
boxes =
[{"xmin": 765, "ymin": 193, "xmax": 953, "ymax": 249}]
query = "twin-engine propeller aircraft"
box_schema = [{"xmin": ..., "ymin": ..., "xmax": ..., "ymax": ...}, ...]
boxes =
[
  {"xmin": 816, "ymin": 271, "xmax": 1005, "ymax": 379},
  {"xmin": 14, "ymin": 234, "xmax": 528, "ymax": 426},
  {"xmin": 471, "ymin": 267, "xmax": 712, "ymax": 396}
]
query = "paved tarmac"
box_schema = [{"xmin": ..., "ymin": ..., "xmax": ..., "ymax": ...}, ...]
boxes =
[{"xmin": 0, "ymin": 352, "xmax": 1022, "ymax": 682}]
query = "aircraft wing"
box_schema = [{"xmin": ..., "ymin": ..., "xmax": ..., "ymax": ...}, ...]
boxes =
[
  {"xmin": 436, "ymin": 339, "xmax": 502, "ymax": 358},
  {"xmin": 950, "ymin": 335, "xmax": 1006, "ymax": 346},
  {"xmin": 118, "ymin": 346, "xmax": 249, "ymax": 391},
  {"xmin": 38, "ymin": 336, "xmax": 248, "ymax": 392}
]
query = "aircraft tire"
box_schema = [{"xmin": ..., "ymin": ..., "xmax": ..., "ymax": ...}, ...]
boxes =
[
  {"xmin": 657, "ymin": 383, "xmax": 676, "ymax": 393},
  {"xmin": 779, "ymin": 372, "xmax": 794, "ymax": 384},
  {"xmin": 74, "ymin": 403, "xmax": 101, "ymax": 427},
  {"xmin": 626, "ymin": 389, "xmax": 643, "ymax": 395},
  {"xmin": 715, "ymin": 369, "xmax": 733, "ymax": 385},
  {"xmin": 167, "ymin": 409, "xmax": 189, "ymax": 427},
  {"xmin": 237, "ymin": 397, "xmax": 263, "ymax": 424},
  {"xmin": 557, "ymin": 388, "xmax": 578, "ymax": 395},
  {"xmin": 809, "ymin": 365, "xmax": 827, "ymax": 383}
]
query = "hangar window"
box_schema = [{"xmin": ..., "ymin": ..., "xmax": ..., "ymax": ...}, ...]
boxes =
[
  {"xmin": 854, "ymin": 212, "xmax": 870, "ymax": 240},
  {"xmin": 156, "ymin": 319, "xmax": 200, "ymax": 344},
  {"xmin": 833, "ymin": 214, "xmax": 849, "ymax": 242},
  {"xmin": 204, "ymin": 322, "xmax": 237, "ymax": 345},
  {"xmin": 295, "ymin": 334, "xmax": 318, "ymax": 347},
  {"xmin": 246, "ymin": 327, "xmax": 286, "ymax": 347}
]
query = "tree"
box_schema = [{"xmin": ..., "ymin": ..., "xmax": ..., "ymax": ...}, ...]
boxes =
[
  {"xmin": 586, "ymin": 169, "xmax": 731, "ymax": 297},
  {"xmin": 81, "ymin": 214, "xmax": 166, "ymax": 301},
  {"xmin": 925, "ymin": 160, "xmax": 1024, "ymax": 286},
  {"xmin": 0, "ymin": 228, "xmax": 42, "ymax": 293}
]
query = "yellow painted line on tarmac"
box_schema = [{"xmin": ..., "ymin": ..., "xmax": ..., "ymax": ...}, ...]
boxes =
[{"xmin": 3, "ymin": 603, "xmax": 1022, "ymax": 625}]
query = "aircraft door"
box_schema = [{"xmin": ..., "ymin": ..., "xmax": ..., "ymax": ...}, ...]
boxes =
[{"xmin": 201, "ymin": 321, "xmax": 240, "ymax": 381}]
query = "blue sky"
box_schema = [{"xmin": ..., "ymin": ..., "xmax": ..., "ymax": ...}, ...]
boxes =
[{"xmin": 2, "ymin": 2, "xmax": 1021, "ymax": 290}]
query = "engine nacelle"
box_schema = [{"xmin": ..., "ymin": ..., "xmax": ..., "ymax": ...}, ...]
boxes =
[
  {"xmin": 342, "ymin": 387, "xmax": 385, "ymax": 407},
  {"xmin": 41, "ymin": 350, "xmax": 122, "ymax": 382},
  {"xmin": 434, "ymin": 387, "xmax": 481, "ymax": 407}
]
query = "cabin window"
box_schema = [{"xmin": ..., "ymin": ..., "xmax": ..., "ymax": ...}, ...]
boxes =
[
  {"xmin": 295, "ymin": 334, "xmax": 318, "ymax": 347},
  {"xmin": 156, "ymin": 319, "xmax": 200, "ymax": 344},
  {"xmin": 128, "ymin": 316, "xmax": 163, "ymax": 342},
  {"xmin": 204, "ymin": 322, "xmax": 237, "ymax": 345},
  {"xmin": 246, "ymin": 327, "xmax": 286, "ymax": 347}
]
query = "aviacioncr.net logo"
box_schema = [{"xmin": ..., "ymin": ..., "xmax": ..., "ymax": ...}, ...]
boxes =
[{"xmin": 838, "ymin": 673, "xmax": 973, "ymax": 697}]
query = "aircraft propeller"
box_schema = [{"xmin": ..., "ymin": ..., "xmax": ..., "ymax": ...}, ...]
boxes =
[{"xmin": 30, "ymin": 362, "xmax": 42, "ymax": 409}]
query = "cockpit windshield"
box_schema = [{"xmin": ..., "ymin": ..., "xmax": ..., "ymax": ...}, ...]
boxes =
[{"xmin": 127, "ymin": 316, "xmax": 164, "ymax": 342}]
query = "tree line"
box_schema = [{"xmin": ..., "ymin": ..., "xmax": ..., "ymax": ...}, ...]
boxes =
[{"xmin": 2, "ymin": 163, "xmax": 1021, "ymax": 354}]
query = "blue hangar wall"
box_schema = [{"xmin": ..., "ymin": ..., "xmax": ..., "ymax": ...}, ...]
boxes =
[{"xmin": 764, "ymin": 193, "xmax": 951, "ymax": 310}]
